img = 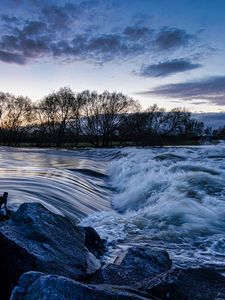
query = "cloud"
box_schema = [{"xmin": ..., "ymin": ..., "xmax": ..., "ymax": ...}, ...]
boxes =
[
  {"xmin": 22, "ymin": 21, "xmax": 47, "ymax": 35},
  {"xmin": 0, "ymin": 2, "xmax": 204, "ymax": 65},
  {"xmin": 0, "ymin": 31, "xmax": 50, "ymax": 60},
  {"xmin": 51, "ymin": 33, "xmax": 144, "ymax": 63},
  {"xmin": 1, "ymin": 14, "xmax": 19, "ymax": 24},
  {"xmin": 0, "ymin": 49, "xmax": 26, "ymax": 64},
  {"xmin": 123, "ymin": 26, "xmax": 152, "ymax": 40},
  {"xmin": 137, "ymin": 59, "xmax": 202, "ymax": 77},
  {"xmin": 139, "ymin": 76, "xmax": 225, "ymax": 106},
  {"xmin": 48, "ymin": 26, "xmax": 200, "ymax": 63},
  {"xmin": 41, "ymin": 3, "xmax": 78, "ymax": 30},
  {"xmin": 154, "ymin": 27, "xmax": 195, "ymax": 50}
]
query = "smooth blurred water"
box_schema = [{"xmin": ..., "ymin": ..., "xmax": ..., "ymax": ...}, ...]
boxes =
[
  {"xmin": 0, "ymin": 147, "xmax": 114, "ymax": 220},
  {"xmin": 1, "ymin": 145, "xmax": 225, "ymax": 271}
]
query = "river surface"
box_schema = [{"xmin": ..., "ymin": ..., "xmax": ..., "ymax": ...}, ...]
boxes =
[{"xmin": 0, "ymin": 145, "xmax": 225, "ymax": 271}]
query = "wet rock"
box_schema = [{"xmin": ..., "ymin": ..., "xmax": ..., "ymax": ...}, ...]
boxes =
[
  {"xmin": 83, "ymin": 226, "xmax": 106, "ymax": 258},
  {"xmin": 0, "ymin": 203, "xmax": 102, "ymax": 300},
  {"xmin": 0, "ymin": 214, "xmax": 10, "ymax": 222},
  {"xmin": 10, "ymin": 271, "xmax": 153, "ymax": 300},
  {"xmin": 91, "ymin": 246, "xmax": 172, "ymax": 286},
  {"xmin": 139, "ymin": 267, "xmax": 225, "ymax": 300},
  {"xmin": 0, "ymin": 208, "xmax": 13, "ymax": 222}
]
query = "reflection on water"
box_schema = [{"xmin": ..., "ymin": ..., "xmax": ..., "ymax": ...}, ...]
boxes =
[{"xmin": 0, "ymin": 147, "xmax": 113, "ymax": 220}]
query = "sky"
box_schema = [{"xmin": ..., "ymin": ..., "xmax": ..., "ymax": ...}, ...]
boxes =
[{"xmin": 0, "ymin": 0, "xmax": 225, "ymax": 112}]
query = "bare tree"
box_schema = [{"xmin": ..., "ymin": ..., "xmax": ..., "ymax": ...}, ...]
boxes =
[
  {"xmin": 0, "ymin": 92, "xmax": 10, "ymax": 140},
  {"xmin": 0, "ymin": 90, "xmax": 207, "ymax": 147},
  {"xmin": 0, "ymin": 92, "xmax": 32, "ymax": 145},
  {"xmin": 119, "ymin": 105, "xmax": 165, "ymax": 145},
  {"xmin": 37, "ymin": 87, "xmax": 82, "ymax": 147},
  {"xmin": 79, "ymin": 90, "xmax": 138, "ymax": 147},
  {"xmin": 161, "ymin": 108, "xmax": 191, "ymax": 136},
  {"xmin": 185, "ymin": 119, "xmax": 204, "ymax": 137}
]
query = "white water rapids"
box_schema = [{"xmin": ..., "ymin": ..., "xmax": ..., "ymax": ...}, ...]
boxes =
[{"xmin": 0, "ymin": 144, "xmax": 225, "ymax": 270}]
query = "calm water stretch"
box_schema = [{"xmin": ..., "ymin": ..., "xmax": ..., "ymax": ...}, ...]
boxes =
[{"xmin": 1, "ymin": 145, "xmax": 225, "ymax": 271}]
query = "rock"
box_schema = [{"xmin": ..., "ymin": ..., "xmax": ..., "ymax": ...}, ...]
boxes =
[
  {"xmin": 91, "ymin": 246, "xmax": 172, "ymax": 286},
  {"xmin": 0, "ymin": 208, "xmax": 13, "ymax": 222},
  {"xmin": 10, "ymin": 271, "xmax": 153, "ymax": 300},
  {"xmin": 0, "ymin": 203, "xmax": 103, "ymax": 300},
  {"xmin": 139, "ymin": 267, "xmax": 225, "ymax": 300},
  {"xmin": 0, "ymin": 214, "xmax": 10, "ymax": 222},
  {"xmin": 83, "ymin": 226, "xmax": 106, "ymax": 258}
]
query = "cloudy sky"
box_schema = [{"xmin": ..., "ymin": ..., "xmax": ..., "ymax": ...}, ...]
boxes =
[{"xmin": 0, "ymin": 0, "xmax": 225, "ymax": 112}]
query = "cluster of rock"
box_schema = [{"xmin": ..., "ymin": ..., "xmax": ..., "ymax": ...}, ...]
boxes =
[{"xmin": 0, "ymin": 203, "xmax": 224, "ymax": 300}]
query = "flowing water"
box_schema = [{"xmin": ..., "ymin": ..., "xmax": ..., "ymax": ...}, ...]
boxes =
[{"xmin": 0, "ymin": 144, "xmax": 225, "ymax": 271}]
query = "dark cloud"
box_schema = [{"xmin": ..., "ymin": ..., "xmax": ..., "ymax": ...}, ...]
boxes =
[
  {"xmin": 41, "ymin": 1, "xmax": 98, "ymax": 29},
  {"xmin": 0, "ymin": 49, "xmax": 26, "ymax": 64},
  {"xmin": 140, "ymin": 76, "xmax": 225, "ymax": 106},
  {"xmin": 41, "ymin": 3, "xmax": 77, "ymax": 29},
  {"xmin": 0, "ymin": 31, "xmax": 49, "ymax": 60},
  {"xmin": 48, "ymin": 27, "xmax": 199, "ymax": 64},
  {"xmin": 0, "ymin": 2, "xmax": 203, "ymax": 65},
  {"xmin": 1, "ymin": 14, "xmax": 19, "ymax": 24},
  {"xmin": 137, "ymin": 59, "xmax": 202, "ymax": 77},
  {"xmin": 154, "ymin": 27, "xmax": 195, "ymax": 50},
  {"xmin": 123, "ymin": 26, "xmax": 152, "ymax": 40},
  {"xmin": 51, "ymin": 33, "xmax": 143, "ymax": 63},
  {"xmin": 22, "ymin": 21, "xmax": 47, "ymax": 35}
]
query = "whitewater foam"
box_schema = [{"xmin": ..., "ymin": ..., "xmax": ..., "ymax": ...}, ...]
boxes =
[{"xmin": 81, "ymin": 144, "xmax": 225, "ymax": 268}]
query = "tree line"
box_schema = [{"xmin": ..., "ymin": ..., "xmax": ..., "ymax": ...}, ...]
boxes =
[{"xmin": 0, "ymin": 87, "xmax": 215, "ymax": 147}]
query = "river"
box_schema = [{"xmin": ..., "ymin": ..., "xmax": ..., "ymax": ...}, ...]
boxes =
[{"xmin": 0, "ymin": 144, "xmax": 225, "ymax": 271}]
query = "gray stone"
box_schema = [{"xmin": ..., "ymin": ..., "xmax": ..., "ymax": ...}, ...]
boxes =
[
  {"xmin": 0, "ymin": 203, "xmax": 102, "ymax": 299},
  {"xmin": 83, "ymin": 226, "xmax": 106, "ymax": 259},
  {"xmin": 91, "ymin": 246, "xmax": 172, "ymax": 286},
  {"xmin": 139, "ymin": 267, "xmax": 225, "ymax": 300},
  {"xmin": 10, "ymin": 271, "xmax": 153, "ymax": 300}
]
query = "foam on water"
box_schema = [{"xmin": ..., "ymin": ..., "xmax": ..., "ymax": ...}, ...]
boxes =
[
  {"xmin": 81, "ymin": 144, "xmax": 225, "ymax": 269},
  {"xmin": 1, "ymin": 145, "xmax": 225, "ymax": 269}
]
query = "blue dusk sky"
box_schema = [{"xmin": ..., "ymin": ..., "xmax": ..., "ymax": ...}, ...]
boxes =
[{"xmin": 0, "ymin": 0, "xmax": 225, "ymax": 112}]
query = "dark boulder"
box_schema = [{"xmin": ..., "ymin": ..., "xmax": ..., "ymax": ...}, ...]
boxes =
[
  {"xmin": 0, "ymin": 203, "xmax": 102, "ymax": 299},
  {"xmin": 139, "ymin": 267, "xmax": 225, "ymax": 300},
  {"xmin": 10, "ymin": 271, "xmax": 153, "ymax": 300},
  {"xmin": 83, "ymin": 226, "xmax": 106, "ymax": 258},
  {"xmin": 91, "ymin": 246, "xmax": 172, "ymax": 286}
]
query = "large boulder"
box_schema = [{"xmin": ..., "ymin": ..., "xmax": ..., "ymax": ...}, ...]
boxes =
[
  {"xmin": 0, "ymin": 203, "xmax": 103, "ymax": 300},
  {"xmin": 10, "ymin": 271, "xmax": 153, "ymax": 300},
  {"xmin": 83, "ymin": 226, "xmax": 106, "ymax": 259},
  {"xmin": 139, "ymin": 267, "xmax": 225, "ymax": 300},
  {"xmin": 91, "ymin": 246, "xmax": 172, "ymax": 286}
]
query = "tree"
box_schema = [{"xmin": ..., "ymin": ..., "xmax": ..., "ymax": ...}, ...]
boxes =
[
  {"xmin": 161, "ymin": 108, "xmax": 191, "ymax": 136},
  {"xmin": 0, "ymin": 92, "xmax": 32, "ymax": 145},
  {"xmin": 79, "ymin": 90, "xmax": 138, "ymax": 147},
  {"xmin": 185, "ymin": 119, "xmax": 204, "ymax": 137},
  {"xmin": 78, "ymin": 90, "xmax": 100, "ymax": 147},
  {"xmin": 119, "ymin": 105, "xmax": 165, "ymax": 146},
  {"xmin": 98, "ymin": 91, "xmax": 138, "ymax": 146},
  {"xmin": 37, "ymin": 87, "xmax": 82, "ymax": 147}
]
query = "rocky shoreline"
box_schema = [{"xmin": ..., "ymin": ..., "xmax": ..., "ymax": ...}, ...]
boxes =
[{"xmin": 0, "ymin": 203, "xmax": 224, "ymax": 300}]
